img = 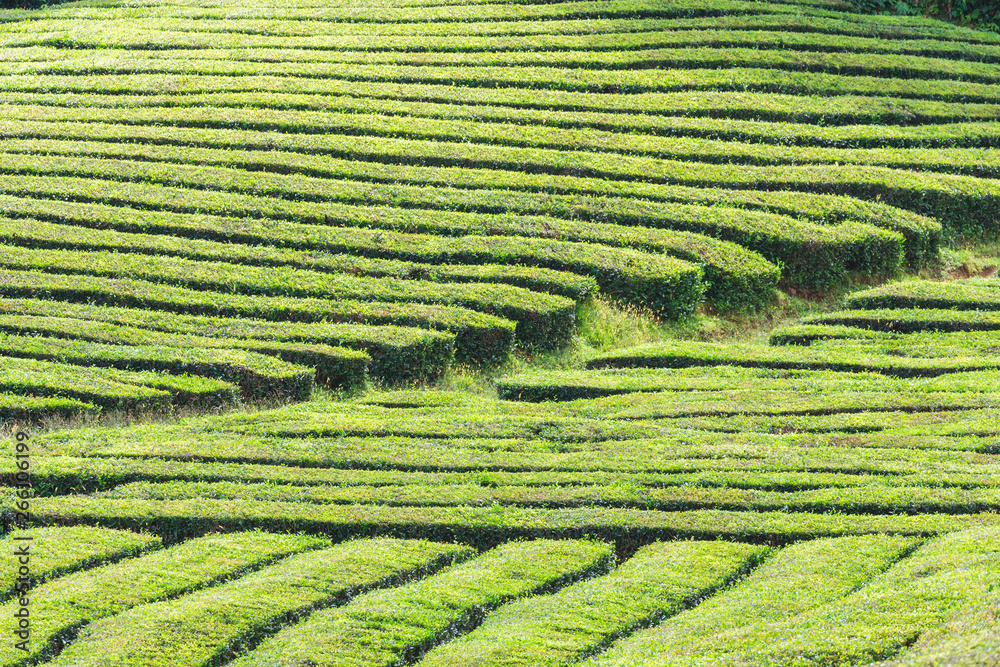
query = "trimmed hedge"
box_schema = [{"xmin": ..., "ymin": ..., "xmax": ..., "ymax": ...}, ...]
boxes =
[
  {"xmin": 0, "ymin": 393, "xmax": 75, "ymax": 420},
  {"xmin": 585, "ymin": 340, "xmax": 1000, "ymax": 377},
  {"xmin": 504, "ymin": 385, "xmax": 1000, "ymax": 420},
  {"xmin": 0, "ymin": 206, "xmax": 699, "ymax": 318},
  {"xmin": 780, "ymin": 327, "xmax": 1000, "ymax": 359},
  {"xmin": 6, "ymin": 60, "xmax": 1000, "ymax": 101},
  {"xmin": 56, "ymin": 9, "xmax": 1000, "ymax": 39},
  {"xmin": 11, "ymin": 96, "xmax": 1000, "ymax": 153},
  {"xmin": 17, "ymin": 44, "xmax": 1000, "ymax": 85},
  {"xmin": 874, "ymin": 591, "xmax": 1000, "ymax": 666},
  {"xmin": 8, "ymin": 111, "xmax": 990, "ymax": 205},
  {"xmin": 417, "ymin": 540, "xmax": 767, "ymax": 667},
  {"xmin": 0, "ymin": 354, "xmax": 244, "ymax": 413},
  {"xmin": 0, "ymin": 141, "xmax": 906, "ymax": 292},
  {"xmin": 172, "ymin": 393, "xmax": 1000, "ymax": 450},
  {"xmin": 0, "ymin": 211, "xmax": 599, "ymax": 302},
  {"xmin": 806, "ymin": 308, "xmax": 1000, "ymax": 332},
  {"xmin": 6, "ymin": 16, "xmax": 1000, "ymax": 51},
  {"xmin": 845, "ymin": 279, "xmax": 1000, "ymax": 311},
  {"xmin": 29, "ymin": 363, "xmax": 236, "ymax": 410},
  {"xmin": 8, "ymin": 451, "xmax": 998, "ymax": 502},
  {"xmin": 0, "ymin": 243, "xmax": 577, "ymax": 350},
  {"xmin": 496, "ymin": 366, "xmax": 908, "ymax": 401},
  {"xmin": 574, "ymin": 388, "xmax": 1000, "ymax": 420},
  {"xmin": 601, "ymin": 527, "xmax": 1000, "ymax": 666},
  {"xmin": 13, "ymin": 496, "xmax": 1000, "ymax": 546},
  {"xmin": 50, "ymin": 538, "xmax": 469, "ymax": 667},
  {"xmin": 670, "ymin": 405, "xmax": 1000, "ymax": 438},
  {"xmin": 0, "ymin": 531, "xmax": 330, "ymax": 666},
  {"xmin": 0, "ymin": 170, "xmax": 752, "ymax": 312},
  {"xmin": 0, "ymin": 310, "xmax": 368, "ymax": 390},
  {"xmin": 0, "ymin": 132, "xmax": 938, "ymax": 271},
  {"xmin": 0, "ymin": 332, "xmax": 311, "ymax": 402},
  {"xmin": 770, "ymin": 324, "xmax": 895, "ymax": 346},
  {"xmin": 0, "ymin": 0, "xmax": 851, "ymax": 26},
  {"xmin": 0, "ymin": 144, "xmax": 907, "ymax": 286},
  {"xmin": 229, "ymin": 539, "xmax": 614, "ymax": 667},
  {"xmin": 3, "ymin": 105, "xmax": 989, "ymax": 191},
  {"xmin": 584, "ymin": 534, "xmax": 920, "ymax": 666},
  {"xmin": 23, "ymin": 417, "xmax": 1000, "ymax": 476},
  {"xmin": 0, "ymin": 279, "xmax": 463, "ymax": 381},
  {"xmin": 40, "ymin": 395, "xmax": 1000, "ymax": 447},
  {"xmin": 98, "ymin": 479, "xmax": 1000, "ymax": 514},
  {"xmin": 0, "ymin": 355, "xmax": 172, "ymax": 414},
  {"xmin": 0, "ymin": 526, "xmax": 161, "ymax": 601},
  {"xmin": 810, "ymin": 333, "xmax": 1000, "ymax": 365},
  {"xmin": 5, "ymin": 82, "xmax": 997, "ymax": 125},
  {"xmin": 4, "ymin": 136, "xmax": 978, "ymax": 238}
]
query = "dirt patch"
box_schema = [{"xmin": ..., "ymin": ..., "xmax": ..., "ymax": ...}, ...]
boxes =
[
  {"xmin": 948, "ymin": 264, "xmax": 997, "ymax": 280},
  {"xmin": 783, "ymin": 286, "xmax": 825, "ymax": 300}
]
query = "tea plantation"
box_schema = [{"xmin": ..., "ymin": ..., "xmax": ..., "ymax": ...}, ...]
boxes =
[{"xmin": 2, "ymin": 0, "xmax": 1000, "ymax": 662}]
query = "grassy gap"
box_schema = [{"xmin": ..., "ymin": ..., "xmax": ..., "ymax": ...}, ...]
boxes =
[
  {"xmin": 925, "ymin": 235, "xmax": 1000, "ymax": 280},
  {"xmin": 439, "ymin": 237, "xmax": 1000, "ymax": 387}
]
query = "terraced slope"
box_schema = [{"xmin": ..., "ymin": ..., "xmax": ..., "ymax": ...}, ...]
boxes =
[
  {"xmin": 5, "ymin": 281, "xmax": 1000, "ymax": 660},
  {"xmin": 4, "ymin": 0, "xmax": 1000, "ymax": 662},
  {"xmin": 0, "ymin": 530, "xmax": 997, "ymax": 664},
  {"xmin": 5, "ymin": 0, "xmax": 1000, "ymax": 417},
  {"xmin": 4, "ymin": 279, "xmax": 1000, "ymax": 539}
]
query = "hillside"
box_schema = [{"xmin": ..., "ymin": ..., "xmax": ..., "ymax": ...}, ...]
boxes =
[
  {"xmin": 5, "ymin": 0, "xmax": 1000, "ymax": 409},
  {"xmin": 2, "ymin": 0, "xmax": 1000, "ymax": 664}
]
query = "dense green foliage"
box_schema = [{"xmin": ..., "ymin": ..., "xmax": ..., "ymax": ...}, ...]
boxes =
[
  {"xmin": 0, "ymin": 526, "xmax": 160, "ymax": 598},
  {"xmin": 4, "ymin": 0, "xmax": 1000, "ymax": 415},
  {"xmin": 49, "ymin": 539, "xmax": 466, "ymax": 667},
  {"xmin": 3, "ymin": 0, "xmax": 1000, "ymax": 663},
  {"xmin": 851, "ymin": 0, "xmax": 999, "ymax": 35},
  {"xmin": 0, "ymin": 531, "xmax": 328, "ymax": 665},
  {"xmin": 415, "ymin": 540, "xmax": 766, "ymax": 667},
  {"xmin": 229, "ymin": 540, "xmax": 613, "ymax": 667},
  {"xmin": 5, "ymin": 273, "xmax": 1000, "ymax": 658}
]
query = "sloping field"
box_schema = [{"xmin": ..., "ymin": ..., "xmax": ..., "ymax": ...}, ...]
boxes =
[
  {"xmin": 3, "ymin": 0, "xmax": 1000, "ymax": 662},
  {"xmin": 3, "ymin": 0, "xmax": 1000, "ymax": 414},
  {"xmin": 4, "ymin": 279, "xmax": 1000, "ymax": 663}
]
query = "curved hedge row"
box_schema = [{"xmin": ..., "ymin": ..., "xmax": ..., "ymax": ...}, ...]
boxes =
[
  {"xmin": 12, "ymin": 44, "xmax": 1000, "ymax": 84},
  {"xmin": 0, "ymin": 243, "xmax": 577, "ymax": 350},
  {"xmin": 9, "ymin": 103, "xmax": 1000, "ymax": 167},
  {"xmin": 584, "ymin": 340, "xmax": 1000, "ymax": 377},
  {"xmin": 0, "ymin": 526, "xmax": 161, "ymax": 600},
  {"xmin": 0, "ymin": 0, "xmax": 861, "ymax": 29},
  {"xmin": 845, "ymin": 279, "xmax": 1000, "ymax": 311},
  {"xmin": 0, "ymin": 311, "xmax": 369, "ymax": 389},
  {"xmin": 0, "ymin": 282, "xmax": 461, "ymax": 383},
  {"xmin": 99, "ymin": 478, "xmax": 1000, "ymax": 513},
  {"xmin": 0, "ymin": 332, "xmax": 310, "ymax": 401},
  {"xmin": 496, "ymin": 366, "xmax": 906, "ymax": 401},
  {"xmin": 807, "ymin": 308, "xmax": 1000, "ymax": 332},
  {"xmin": 5, "ymin": 86, "xmax": 1000, "ymax": 130},
  {"xmin": 8, "ymin": 28, "xmax": 1000, "ymax": 63},
  {"xmin": 2, "ymin": 0, "xmax": 998, "ymax": 423},
  {"xmin": 0, "ymin": 138, "xmax": 919, "ymax": 276},
  {"xmin": 5, "ymin": 13, "xmax": 997, "ymax": 48},
  {"xmin": 0, "ymin": 354, "xmax": 238, "ymax": 414},
  {"xmin": 10, "ymin": 104, "xmax": 1000, "ymax": 175},
  {"xmin": 16, "ymin": 496, "xmax": 998, "ymax": 546},
  {"xmin": 8, "ymin": 62, "xmax": 1000, "ymax": 101},
  {"xmin": 0, "ymin": 162, "xmax": 760, "ymax": 311}
]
